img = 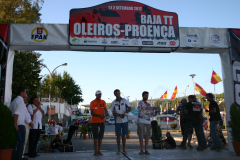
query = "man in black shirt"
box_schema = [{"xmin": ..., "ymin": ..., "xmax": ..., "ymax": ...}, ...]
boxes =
[
  {"xmin": 52, "ymin": 134, "xmax": 69, "ymax": 153},
  {"xmin": 178, "ymin": 95, "xmax": 206, "ymax": 150},
  {"xmin": 155, "ymin": 132, "xmax": 176, "ymax": 149},
  {"xmin": 176, "ymin": 98, "xmax": 193, "ymax": 149},
  {"xmin": 206, "ymin": 93, "xmax": 222, "ymax": 151}
]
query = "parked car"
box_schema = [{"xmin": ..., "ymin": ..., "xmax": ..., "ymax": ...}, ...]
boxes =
[{"xmin": 108, "ymin": 118, "xmax": 115, "ymax": 125}]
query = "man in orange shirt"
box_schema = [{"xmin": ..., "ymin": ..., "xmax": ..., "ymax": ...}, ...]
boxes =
[{"xmin": 90, "ymin": 90, "xmax": 109, "ymax": 156}]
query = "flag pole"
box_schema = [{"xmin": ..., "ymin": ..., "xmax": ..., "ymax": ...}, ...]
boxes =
[
  {"xmin": 214, "ymin": 84, "xmax": 216, "ymax": 100},
  {"xmin": 167, "ymin": 98, "xmax": 168, "ymax": 132}
]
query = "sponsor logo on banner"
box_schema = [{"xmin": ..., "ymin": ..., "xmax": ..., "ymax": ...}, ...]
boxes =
[
  {"xmin": 84, "ymin": 39, "xmax": 97, "ymax": 43},
  {"xmin": 132, "ymin": 40, "xmax": 138, "ymax": 45},
  {"xmin": 102, "ymin": 39, "xmax": 107, "ymax": 45},
  {"xmin": 123, "ymin": 42, "xmax": 128, "ymax": 45},
  {"xmin": 169, "ymin": 41, "xmax": 176, "ymax": 45},
  {"xmin": 69, "ymin": 1, "xmax": 179, "ymax": 47},
  {"xmin": 111, "ymin": 41, "xmax": 119, "ymax": 44},
  {"xmin": 72, "ymin": 38, "xmax": 80, "ymax": 43},
  {"xmin": 31, "ymin": 27, "xmax": 48, "ymax": 42},
  {"xmin": 157, "ymin": 42, "xmax": 166, "ymax": 45},
  {"xmin": 211, "ymin": 35, "xmax": 220, "ymax": 44},
  {"xmin": 142, "ymin": 41, "xmax": 153, "ymax": 45},
  {"xmin": 187, "ymin": 34, "xmax": 198, "ymax": 43}
]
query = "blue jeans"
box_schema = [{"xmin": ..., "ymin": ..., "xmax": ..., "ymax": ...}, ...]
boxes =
[
  {"xmin": 195, "ymin": 117, "xmax": 207, "ymax": 149},
  {"xmin": 210, "ymin": 121, "xmax": 222, "ymax": 148},
  {"xmin": 12, "ymin": 125, "xmax": 26, "ymax": 160},
  {"xmin": 52, "ymin": 147, "xmax": 63, "ymax": 153}
]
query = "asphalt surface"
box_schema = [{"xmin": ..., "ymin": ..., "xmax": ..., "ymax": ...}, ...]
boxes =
[{"xmin": 67, "ymin": 122, "xmax": 228, "ymax": 152}]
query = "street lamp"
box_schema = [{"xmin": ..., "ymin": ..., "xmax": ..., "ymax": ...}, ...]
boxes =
[
  {"xmin": 126, "ymin": 96, "xmax": 130, "ymax": 103},
  {"xmin": 71, "ymin": 94, "xmax": 77, "ymax": 106},
  {"xmin": 189, "ymin": 74, "xmax": 196, "ymax": 95},
  {"xmin": 59, "ymin": 86, "xmax": 66, "ymax": 122},
  {"xmin": 184, "ymin": 85, "xmax": 189, "ymax": 96},
  {"xmin": 42, "ymin": 63, "xmax": 67, "ymax": 121}
]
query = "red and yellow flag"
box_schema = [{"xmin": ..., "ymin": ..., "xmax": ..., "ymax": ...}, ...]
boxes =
[
  {"xmin": 195, "ymin": 83, "xmax": 207, "ymax": 96},
  {"xmin": 160, "ymin": 91, "xmax": 167, "ymax": 99},
  {"xmin": 211, "ymin": 70, "xmax": 222, "ymax": 84},
  {"xmin": 171, "ymin": 86, "xmax": 178, "ymax": 99}
]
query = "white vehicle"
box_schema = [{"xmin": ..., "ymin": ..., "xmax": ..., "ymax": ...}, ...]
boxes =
[
  {"xmin": 155, "ymin": 115, "xmax": 179, "ymax": 130},
  {"xmin": 108, "ymin": 118, "xmax": 115, "ymax": 125}
]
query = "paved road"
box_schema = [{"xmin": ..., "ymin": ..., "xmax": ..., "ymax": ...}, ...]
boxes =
[{"xmin": 64, "ymin": 123, "xmax": 229, "ymax": 152}]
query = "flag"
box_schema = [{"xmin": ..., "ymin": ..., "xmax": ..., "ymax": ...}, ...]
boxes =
[
  {"xmin": 195, "ymin": 83, "xmax": 207, "ymax": 96},
  {"xmin": 211, "ymin": 70, "xmax": 222, "ymax": 84},
  {"xmin": 160, "ymin": 91, "xmax": 167, "ymax": 99},
  {"xmin": 171, "ymin": 86, "xmax": 178, "ymax": 99}
]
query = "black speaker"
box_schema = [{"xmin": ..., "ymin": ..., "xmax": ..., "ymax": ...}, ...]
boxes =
[{"xmin": 151, "ymin": 120, "xmax": 159, "ymax": 141}]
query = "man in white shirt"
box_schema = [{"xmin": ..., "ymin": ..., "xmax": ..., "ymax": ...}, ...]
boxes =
[
  {"xmin": 48, "ymin": 120, "xmax": 62, "ymax": 135},
  {"xmin": 137, "ymin": 91, "xmax": 159, "ymax": 155},
  {"xmin": 27, "ymin": 95, "xmax": 46, "ymax": 158},
  {"xmin": 110, "ymin": 89, "xmax": 131, "ymax": 155},
  {"xmin": 9, "ymin": 86, "xmax": 27, "ymax": 160},
  {"xmin": 22, "ymin": 95, "xmax": 34, "ymax": 159}
]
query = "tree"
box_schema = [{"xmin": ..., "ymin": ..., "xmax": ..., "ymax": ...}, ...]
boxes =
[
  {"xmin": 40, "ymin": 71, "xmax": 83, "ymax": 105},
  {"xmin": 0, "ymin": 0, "xmax": 43, "ymax": 23},
  {"xmin": 12, "ymin": 51, "xmax": 43, "ymax": 100},
  {"xmin": 84, "ymin": 109, "xmax": 89, "ymax": 114},
  {"xmin": 0, "ymin": 0, "xmax": 44, "ymax": 101}
]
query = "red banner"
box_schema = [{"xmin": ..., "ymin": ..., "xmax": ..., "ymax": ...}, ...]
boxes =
[{"xmin": 69, "ymin": 1, "xmax": 179, "ymax": 47}]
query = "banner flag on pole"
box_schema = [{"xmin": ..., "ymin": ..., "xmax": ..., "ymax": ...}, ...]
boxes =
[
  {"xmin": 211, "ymin": 70, "xmax": 222, "ymax": 84},
  {"xmin": 160, "ymin": 91, "xmax": 167, "ymax": 99},
  {"xmin": 171, "ymin": 86, "xmax": 178, "ymax": 99},
  {"xmin": 195, "ymin": 83, "xmax": 207, "ymax": 96}
]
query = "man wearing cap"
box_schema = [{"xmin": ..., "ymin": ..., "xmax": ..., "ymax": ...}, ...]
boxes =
[
  {"xmin": 110, "ymin": 89, "xmax": 131, "ymax": 155},
  {"xmin": 90, "ymin": 90, "xmax": 109, "ymax": 156},
  {"xmin": 176, "ymin": 98, "xmax": 193, "ymax": 149}
]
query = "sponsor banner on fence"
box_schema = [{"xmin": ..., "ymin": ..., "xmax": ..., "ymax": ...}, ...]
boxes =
[{"xmin": 69, "ymin": 1, "xmax": 179, "ymax": 47}]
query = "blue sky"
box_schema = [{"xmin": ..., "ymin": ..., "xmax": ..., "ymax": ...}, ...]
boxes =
[{"xmin": 37, "ymin": 0, "xmax": 240, "ymax": 105}]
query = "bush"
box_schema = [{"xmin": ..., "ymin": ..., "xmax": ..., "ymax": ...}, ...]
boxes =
[
  {"xmin": 170, "ymin": 123, "xmax": 178, "ymax": 129},
  {"xmin": 128, "ymin": 129, "xmax": 130, "ymax": 135},
  {"xmin": 82, "ymin": 126, "xmax": 88, "ymax": 135},
  {"xmin": 0, "ymin": 103, "xmax": 16, "ymax": 149},
  {"xmin": 228, "ymin": 103, "xmax": 240, "ymax": 142}
]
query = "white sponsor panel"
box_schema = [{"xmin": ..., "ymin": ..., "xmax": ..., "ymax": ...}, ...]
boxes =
[
  {"xmin": 179, "ymin": 27, "xmax": 228, "ymax": 48},
  {"xmin": 10, "ymin": 24, "xmax": 69, "ymax": 50}
]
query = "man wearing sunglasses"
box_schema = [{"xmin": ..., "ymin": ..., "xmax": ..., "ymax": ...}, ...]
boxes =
[{"xmin": 110, "ymin": 89, "xmax": 131, "ymax": 155}]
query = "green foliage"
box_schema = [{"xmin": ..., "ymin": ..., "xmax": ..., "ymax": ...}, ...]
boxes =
[
  {"xmin": 0, "ymin": 103, "xmax": 16, "ymax": 149},
  {"xmin": 12, "ymin": 51, "xmax": 43, "ymax": 100},
  {"xmin": 84, "ymin": 109, "xmax": 89, "ymax": 113},
  {"xmin": 0, "ymin": 0, "xmax": 44, "ymax": 23},
  {"xmin": 128, "ymin": 129, "xmax": 130, "ymax": 135},
  {"xmin": 170, "ymin": 123, "xmax": 178, "ymax": 129},
  {"xmin": 40, "ymin": 71, "xmax": 83, "ymax": 104},
  {"xmin": 81, "ymin": 126, "xmax": 88, "ymax": 135},
  {"xmin": 228, "ymin": 103, "xmax": 240, "ymax": 142}
]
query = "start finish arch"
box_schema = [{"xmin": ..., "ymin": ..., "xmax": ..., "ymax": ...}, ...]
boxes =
[{"xmin": 1, "ymin": 0, "xmax": 239, "ymax": 152}]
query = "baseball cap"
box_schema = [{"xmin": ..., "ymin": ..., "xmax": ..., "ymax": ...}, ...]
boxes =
[
  {"xmin": 95, "ymin": 90, "xmax": 102, "ymax": 95},
  {"xmin": 181, "ymin": 98, "xmax": 187, "ymax": 102}
]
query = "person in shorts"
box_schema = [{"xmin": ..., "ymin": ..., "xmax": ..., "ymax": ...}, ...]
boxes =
[
  {"xmin": 110, "ymin": 89, "xmax": 131, "ymax": 155},
  {"xmin": 137, "ymin": 91, "xmax": 160, "ymax": 155},
  {"xmin": 90, "ymin": 90, "xmax": 109, "ymax": 156}
]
